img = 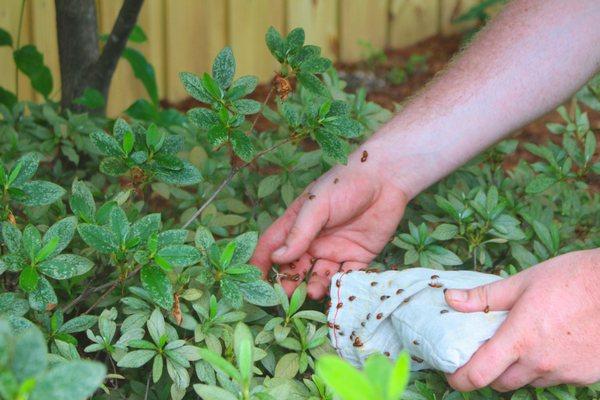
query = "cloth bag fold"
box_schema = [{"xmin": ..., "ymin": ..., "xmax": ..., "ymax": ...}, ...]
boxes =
[{"xmin": 327, "ymin": 268, "xmax": 507, "ymax": 373}]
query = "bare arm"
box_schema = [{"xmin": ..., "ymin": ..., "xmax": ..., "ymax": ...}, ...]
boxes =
[
  {"xmin": 366, "ymin": 0, "xmax": 600, "ymax": 198},
  {"xmin": 252, "ymin": 0, "xmax": 600, "ymax": 299}
]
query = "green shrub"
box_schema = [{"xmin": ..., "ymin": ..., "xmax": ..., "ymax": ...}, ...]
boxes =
[{"xmin": 0, "ymin": 25, "xmax": 599, "ymax": 400}]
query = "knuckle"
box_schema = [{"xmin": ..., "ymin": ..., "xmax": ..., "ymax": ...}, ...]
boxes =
[
  {"xmin": 532, "ymin": 359, "xmax": 555, "ymax": 375},
  {"xmin": 466, "ymin": 369, "xmax": 490, "ymax": 389}
]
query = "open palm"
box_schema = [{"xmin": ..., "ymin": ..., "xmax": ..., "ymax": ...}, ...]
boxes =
[{"xmin": 251, "ymin": 164, "xmax": 408, "ymax": 299}]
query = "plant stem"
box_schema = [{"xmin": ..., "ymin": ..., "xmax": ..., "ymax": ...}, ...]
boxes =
[
  {"xmin": 181, "ymin": 134, "xmax": 300, "ymax": 230},
  {"xmin": 14, "ymin": 0, "xmax": 26, "ymax": 99}
]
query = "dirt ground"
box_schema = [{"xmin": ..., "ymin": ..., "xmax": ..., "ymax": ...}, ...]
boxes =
[{"xmin": 164, "ymin": 34, "xmax": 599, "ymax": 189}]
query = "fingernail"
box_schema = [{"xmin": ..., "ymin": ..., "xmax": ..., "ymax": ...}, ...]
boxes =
[
  {"xmin": 446, "ymin": 289, "xmax": 468, "ymax": 302},
  {"xmin": 273, "ymin": 246, "xmax": 288, "ymax": 258}
]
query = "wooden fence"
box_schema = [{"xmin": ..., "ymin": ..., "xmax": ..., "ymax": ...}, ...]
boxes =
[{"xmin": 0, "ymin": 0, "xmax": 488, "ymax": 116}]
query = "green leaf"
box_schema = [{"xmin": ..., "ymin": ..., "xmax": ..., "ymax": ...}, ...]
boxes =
[
  {"xmin": 19, "ymin": 180, "xmax": 65, "ymax": 207},
  {"xmin": 35, "ymin": 236, "xmax": 59, "ymax": 263},
  {"xmin": 198, "ymin": 348, "xmax": 241, "ymax": 381},
  {"xmin": 388, "ymin": 353, "xmax": 410, "ymax": 399},
  {"xmin": 179, "ymin": 72, "xmax": 213, "ymax": 104},
  {"xmin": 146, "ymin": 124, "xmax": 165, "ymax": 152},
  {"xmin": 238, "ymin": 280, "xmax": 279, "ymax": 307},
  {"xmin": 13, "ymin": 45, "xmax": 53, "ymax": 97},
  {"xmin": 117, "ymin": 349, "xmax": 157, "ymax": 368},
  {"xmin": 157, "ymin": 245, "xmax": 202, "ymax": 267},
  {"xmin": 0, "ymin": 86, "xmax": 17, "ymax": 108},
  {"xmin": 221, "ymin": 279, "xmax": 243, "ymax": 309},
  {"xmin": 265, "ymin": 26, "xmax": 285, "ymax": 62},
  {"xmin": 426, "ymin": 245, "xmax": 462, "ymax": 266},
  {"xmin": 155, "ymin": 160, "xmax": 202, "ymax": 186},
  {"xmin": 131, "ymin": 213, "xmax": 161, "ymax": 243},
  {"xmin": 10, "ymin": 153, "xmax": 41, "ymax": 187},
  {"xmin": 202, "ymin": 73, "xmax": 223, "ymax": 100},
  {"xmin": 0, "ymin": 28, "xmax": 12, "ymax": 47},
  {"xmin": 73, "ymin": 88, "xmax": 105, "ymax": 110},
  {"xmin": 99, "ymin": 157, "xmax": 130, "ymax": 176},
  {"xmin": 1, "ymin": 222, "xmax": 22, "ymax": 253},
  {"xmin": 38, "ymin": 254, "xmax": 94, "ymax": 280},
  {"xmin": 526, "ymin": 175, "xmax": 557, "ymax": 194},
  {"xmin": 233, "ymin": 323, "xmax": 253, "ymax": 383},
  {"xmin": 29, "ymin": 360, "xmax": 106, "ymax": 400},
  {"xmin": 316, "ymin": 355, "xmax": 377, "ymax": 400},
  {"xmin": 300, "ymin": 56, "xmax": 332, "ymax": 74},
  {"xmin": 230, "ymin": 232, "xmax": 258, "ymax": 265},
  {"xmin": 28, "ymin": 276, "xmax": 57, "ymax": 311},
  {"xmin": 43, "ymin": 216, "xmax": 77, "ymax": 259},
  {"xmin": 19, "ymin": 265, "xmax": 39, "ymax": 292},
  {"xmin": 288, "ymin": 283, "xmax": 306, "ymax": 315},
  {"xmin": 188, "ymin": 107, "xmax": 219, "ymax": 130},
  {"xmin": 70, "ymin": 181, "xmax": 96, "ymax": 223},
  {"xmin": 315, "ymin": 129, "xmax": 347, "ymax": 164},
  {"xmin": 285, "ymin": 28, "xmax": 305, "ymax": 52},
  {"xmin": 212, "ymin": 46, "xmax": 236, "ymax": 89},
  {"xmin": 258, "ymin": 175, "xmax": 282, "ymax": 198},
  {"xmin": 230, "ymin": 130, "xmax": 255, "ymax": 162},
  {"xmin": 77, "ymin": 224, "xmax": 119, "ymax": 254},
  {"xmin": 584, "ymin": 131, "xmax": 597, "ymax": 162},
  {"xmin": 297, "ymin": 71, "xmax": 327, "ymax": 96},
  {"xmin": 227, "ymin": 75, "xmax": 258, "ymax": 100},
  {"xmin": 0, "ymin": 293, "xmax": 29, "ymax": 316},
  {"xmin": 233, "ymin": 99, "xmax": 261, "ymax": 115},
  {"xmin": 274, "ymin": 352, "xmax": 299, "ymax": 378},
  {"xmin": 122, "ymin": 47, "xmax": 159, "ymax": 105},
  {"xmin": 91, "ymin": 130, "xmax": 124, "ymax": 157},
  {"xmin": 58, "ymin": 315, "xmax": 97, "ymax": 334},
  {"xmin": 128, "ymin": 25, "xmax": 147, "ymax": 43},
  {"xmin": 22, "ymin": 225, "xmax": 41, "ymax": 260},
  {"xmin": 325, "ymin": 117, "xmax": 362, "ymax": 138},
  {"xmin": 108, "ymin": 207, "xmax": 130, "ymax": 243},
  {"xmin": 141, "ymin": 265, "xmax": 174, "ymax": 309},
  {"xmin": 431, "ymin": 223, "xmax": 458, "ymax": 241},
  {"xmin": 122, "ymin": 130, "xmax": 135, "ymax": 155},
  {"xmin": 194, "ymin": 384, "xmax": 238, "ymax": 400},
  {"xmin": 12, "ymin": 327, "xmax": 47, "ymax": 382}
]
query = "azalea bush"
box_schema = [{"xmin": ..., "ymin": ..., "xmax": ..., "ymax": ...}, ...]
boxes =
[{"xmin": 0, "ymin": 24, "xmax": 599, "ymax": 400}]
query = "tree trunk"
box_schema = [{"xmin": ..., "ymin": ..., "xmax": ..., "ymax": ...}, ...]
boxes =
[
  {"xmin": 55, "ymin": 0, "xmax": 99, "ymax": 112},
  {"xmin": 55, "ymin": 0, "xmax": 144, "ymax": 115}
]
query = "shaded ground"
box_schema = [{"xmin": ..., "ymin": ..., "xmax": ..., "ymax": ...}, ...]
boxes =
[{"xmin": 165, "ymin": 34, "xmax": 599, "ymax": 189}]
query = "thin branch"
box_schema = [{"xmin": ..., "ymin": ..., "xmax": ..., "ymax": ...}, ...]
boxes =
[
  {"xmin": 90, "ymin": 0, "xmax": 144, "ymax": 89},
  {"xmin": 181, "ymin": 134, "xmax": 299, "ymax": 230}
]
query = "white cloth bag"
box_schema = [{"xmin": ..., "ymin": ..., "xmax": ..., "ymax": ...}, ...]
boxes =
[{"xmin": 327, "ymin": 268, "xmax": 507, "ymax": 373}]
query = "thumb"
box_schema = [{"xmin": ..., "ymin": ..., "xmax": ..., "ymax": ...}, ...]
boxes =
[
  {"xmin": 271, "ymin": 193, "xmax": 329, "ymax": 264},
  {"xmin": 444, "ymin": 273, "xmax": 527, "ymax": 313}
]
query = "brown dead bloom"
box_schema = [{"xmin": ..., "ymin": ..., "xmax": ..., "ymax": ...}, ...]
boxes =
[
  {"xmin": 172, "ymin": 293, "xmax": 183, "ymax": 325},
  {"xmin": 7, "ymin": 212, "xmax": 16, "ymax": 225},
  {"xmin": 274, "ymin": 74, "xmax": 293, "ymax": 100}
]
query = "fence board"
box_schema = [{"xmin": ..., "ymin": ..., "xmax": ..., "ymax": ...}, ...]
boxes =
[
  {"xmin": 101, "ymin": 0, "xmax": 168, "ymax": 116},
  {"xmin": 31, "ymin": 0, "xmax": 59, "ymax": 102},
  {"xmin": 389, "ymin": 0, "xmax": 439, "ymax": 48},
  {"xmin": 228, "ymin": 0, "xmax": 285, "ymax": 82},
  {"xmin": 165, "ymin": 0, "xmax": 226, "ymax": 102},
  {"xmin": 286, "ymin": 0, "xmax": 338, "ymax": 60},
  {"xmin": 0, "ymin": 0, "xmax": 34, "ymax": 101},
  {"xmin": 339, "ymin": 0, "xmax": 389, "ymax": 62}
]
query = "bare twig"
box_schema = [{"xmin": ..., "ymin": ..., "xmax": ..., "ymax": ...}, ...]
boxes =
[{"xmin": 181, "ymin": 134, "xmax": 299, "ymax": 229}]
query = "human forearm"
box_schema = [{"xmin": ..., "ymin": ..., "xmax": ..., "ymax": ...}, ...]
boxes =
[{"xmin": 360, "ymin": 0, "xmax": 600, "ymax": 199}]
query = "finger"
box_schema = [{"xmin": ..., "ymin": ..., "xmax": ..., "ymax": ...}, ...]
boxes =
[
  {"xmin": 307, "ymin": 260, "xmax": 340, "ymax": 300},
  {"xmin": 491, "ymin": 362, "xmax": 539, "ymax": 392},
  {"xmin": 445, "ymin": 273, "xmax": 526, "ymax": 313},
  {"xmin": 447, "ymin": 321, "xmax": 521, "ymax": 392},
  {"xmin": 340, "ymin": 261, "xmax": 368, "ymax": 273},
  {"xmin": 531, "ymin": 377, "xmax": 559, "ymax": 388},
  {"xmin": 278, "ymin": 254, "xmax": 313, "ymax": 296},
  {"xmin": 308, "ymin": 235, "xmax": 376, "ymax": 264},
  {"xmin": 271, "ymin": 193, "xmax": 330, "ymax": 265},
  {"xmin": 251, "ymin": 197, "xmax": 306, "ymax": 276}
]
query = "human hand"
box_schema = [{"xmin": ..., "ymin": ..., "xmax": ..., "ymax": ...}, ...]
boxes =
[
  {"xmin": 444, "ymin": 249, "xmax": 600, "ymax": 392},
  {"xmin": 251, "ymin": 150, "xmax": 408, "ymax": 299}
]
